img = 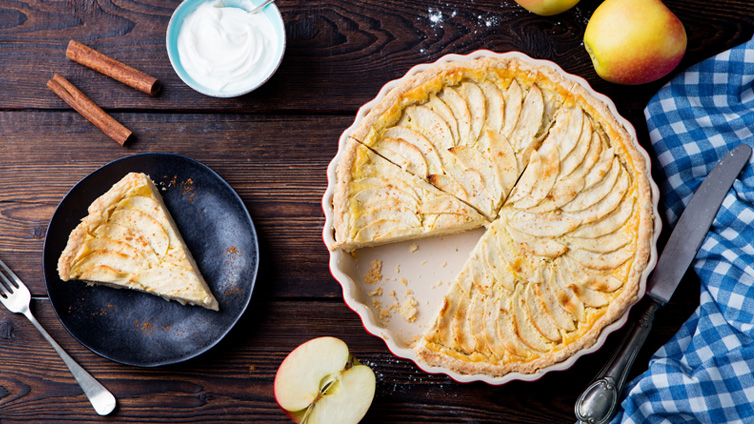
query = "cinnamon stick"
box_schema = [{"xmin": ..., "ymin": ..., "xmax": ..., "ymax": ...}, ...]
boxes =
[
  {"xmin": 47, "ymin": 73, "xmax": 133, "ymax": 146},
  {"xmin": 66, "ymin": 40, "xmax": 161, "ymax": 96}
]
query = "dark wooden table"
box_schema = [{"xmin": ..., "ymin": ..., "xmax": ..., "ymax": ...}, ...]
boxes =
[{"xmin": 0, "ymin": 0, "xmax": 752, "ymax": 422}]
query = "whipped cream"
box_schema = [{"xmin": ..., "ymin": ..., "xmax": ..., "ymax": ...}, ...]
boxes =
[{"xmin": 177, "ymin": 0, "xmax": 278, "ymax": 93}]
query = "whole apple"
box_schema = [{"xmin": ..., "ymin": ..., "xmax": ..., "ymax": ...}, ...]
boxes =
[
  {"xmin": 514, "ymin": 0, "xmax": 580, "ymax": 16},
  {"xmin": 583, "ymin": 0, "xmax": 687, "ymax": 85}
]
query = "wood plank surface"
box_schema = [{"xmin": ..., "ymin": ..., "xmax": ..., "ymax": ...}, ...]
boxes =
[
  {"xmin": 0, "ymin": 296, "xmax": 698, "ymax": 423},
  {"xmin": 0, "ymin": 0, "xmax": 752, "ymax": 422},
  {"xmin": 0, "ymin": 110, "xmax": 345, "ymax": 299},
  {"xmin": 0, "ymin": 0, "xmax": 751, "ymax": 113}
]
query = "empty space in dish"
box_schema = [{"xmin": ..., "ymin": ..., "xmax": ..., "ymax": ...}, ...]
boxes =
[{"xmin": 333, "ymin": 228, "xmax": 485, "ymax": 350}]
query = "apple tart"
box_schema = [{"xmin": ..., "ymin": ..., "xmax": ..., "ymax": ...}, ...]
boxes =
[
  {"xmin": 57, "ymin": 172, "xmax": 219, "ymax": 311},
  {"xmin": 328, "ymin": 54, "xmax": 654, "ymax": 377}
]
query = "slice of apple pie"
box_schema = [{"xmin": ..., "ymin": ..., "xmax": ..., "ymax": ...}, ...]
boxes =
[
  {"xmin": 58, "ymin": 172, "xmax": 219, "ymax": 311},
  {"xmin": 329, "ymin": 54, "xmax": 654, "ymax": 378}
]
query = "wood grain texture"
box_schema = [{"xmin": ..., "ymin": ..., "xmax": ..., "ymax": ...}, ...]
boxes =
[
  {"xmin": 0, "ymin": 297, "xmax": 698, "ymax": 423},
  {"xmin": 0, "ymin": 110, "xmax": 347, "ymax": 299},
  {"xmin": 0, "ymin": 0, "xmax": 750, "ymax": 422},
  {"xmin": 0, "ymin": 0, "xmax": 751, "ymax": 113}
]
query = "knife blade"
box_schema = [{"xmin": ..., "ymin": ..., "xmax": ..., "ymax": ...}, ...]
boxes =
[
  {"xmin": 575, "ymin": 143, "xmax": 752, "ymax": 424},
  {"xmin": 648, "ymin": 143, "xmax": 752, "ymax": 304}
]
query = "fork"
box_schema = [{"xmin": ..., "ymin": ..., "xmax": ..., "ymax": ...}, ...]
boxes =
[{"xmin": 0, "ymin": 259, "xmax": 116, "ymax": 415}]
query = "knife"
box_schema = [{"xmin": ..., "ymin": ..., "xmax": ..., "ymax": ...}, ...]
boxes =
[{"xmin": 574, "ymin": 143, "xmax": 752, "ymax": 424}]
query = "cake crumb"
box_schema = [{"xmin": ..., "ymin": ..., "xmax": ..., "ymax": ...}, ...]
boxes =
[
  {"xmin": 441, "ymin": 261, "xmax": 447, "ymax": 268},
  {"xmin": 399, "ymin": 295, "xmax": 419, "ymax": 323},
  {"xmin": 409, "ymin": 243, "xmax": 419, "ymax": 253},
  {"xmin": 400, "ymin": 277, "xmax": 408, "ymax": 285},
  {"xmin": 369, "ymin": 287, "xmax": 383, "ymax": 297},
  {"xmin": 420, "ymin": 260, "xmax": 428, "ymax": 265},
  {"xmin": 389, "ymin": 289, "xmax": 399, "ymax": 302},
  {"xmin": 395, "ymin": 264, "xmax": 401, "ymax": 274},
  {"xmin": 363, "ymin": 260, "xmax": 383, "ymax": 284}
]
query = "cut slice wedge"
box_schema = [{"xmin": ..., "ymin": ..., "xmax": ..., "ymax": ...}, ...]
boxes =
[{"xmin": 57, "ymin": 172, "xmax": 219, "ymax": 311}]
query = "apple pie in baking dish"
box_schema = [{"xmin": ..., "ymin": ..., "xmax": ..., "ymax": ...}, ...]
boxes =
[
  {"xmin": 328, "ymin": 54, "xmax": 655, "ymax": 378},
  {"xmin": 58, "ymin": 172, "xmax": 219, "ymax": 311}
]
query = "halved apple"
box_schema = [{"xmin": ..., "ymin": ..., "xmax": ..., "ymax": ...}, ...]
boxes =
[{"xmin": 274, "ymin": 337, "xmax": 376, "ymax": 424}]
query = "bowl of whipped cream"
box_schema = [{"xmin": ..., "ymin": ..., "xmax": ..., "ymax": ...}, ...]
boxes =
[{"xmin": 167, "ymin": 0, "xmax": 286, "ymax": 97}]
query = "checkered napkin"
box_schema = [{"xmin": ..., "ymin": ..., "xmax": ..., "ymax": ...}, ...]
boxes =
[{"xmin": 612, "ymin": 37, "xmax": 754, "ymax": 424}]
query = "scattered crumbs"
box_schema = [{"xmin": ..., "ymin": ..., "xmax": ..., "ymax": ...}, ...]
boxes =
[
  {"xmin": 350, "ymin": 250, "xmax": 359, "ymax": 260},
  {"xmin": 395, "ymin": 264, "xmax": 400, "ymax": 274},
  {"xmin": 399, "ymin": 295, "xmax": 419, "ymax": 323},
  {"xmin": 181, "ymin": 178, "xmax": 196, "ymax": 202},
  {"xmin": 249, "ymin": 365, "xmax": 256, "ymax": 374},
  {"xmin": 406, "ymin": 289, "xmax": 414, "ymax": 295},
  {"xmin": 409, "ymin": 243, "xmax": 419, "ymax": 253},
  {"xmin": 363, "ymin": 259, "xmax": 383, "ymax": 284},
  {"xmin": 379, "ymin": 306, "xmax": 392, "ymax": 321},
  {"xmin": 369, "ymin": 287, "xmax": 383, "ymax": 297},
  {"xmin": 441, "ymin": 262, "xmax": 447, "ymax": 268},
  {"xmin": 135, "ymin": 319, "xmax": 156, "ymax": 335},
  {"xmin": 421, "ymin": 260, "xmax": 428, "ymax": 265},
  {"xmin": 400, "ymin": 277, "xmax": 408, "ymax": 286},
  {"xmin": 389, "ymin": 289, "xmax": 398, "ymax": 303}
]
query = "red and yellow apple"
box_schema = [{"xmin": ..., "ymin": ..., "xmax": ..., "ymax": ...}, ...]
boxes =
[
  {"xmin": 583, "ymin": 0, "xmax": 687, "ymax": 85},
  {"xmin": 274, "ymin": 337, "xmax": 376, "ymax": 424},
  {"xmin": 513, "ymin": 0, "xmax": 580, "ymax": 16}
]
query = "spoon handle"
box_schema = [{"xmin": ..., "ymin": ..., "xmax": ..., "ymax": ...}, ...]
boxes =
[{"xmin": 249, "ymin": 0, "xmax": 275, "ymax": 14}]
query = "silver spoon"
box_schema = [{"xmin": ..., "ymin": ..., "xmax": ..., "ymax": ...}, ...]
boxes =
[{"xmin": 248, "ymin": 0, "xmax": 275, "ymax": 14}]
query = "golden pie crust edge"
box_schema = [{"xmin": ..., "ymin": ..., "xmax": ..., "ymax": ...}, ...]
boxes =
[{"xmin": 329, "ymin": 53, "xmax": 655, "ymax": 378}]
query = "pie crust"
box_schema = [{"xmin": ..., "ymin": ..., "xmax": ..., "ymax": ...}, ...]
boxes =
[
  {"xmin": 327, "ymin": 52, "xmax": 656, "ymax": 379},
  {"xmin": 57, "ymin": 172, "xmax": 219, "ymax": 311}
]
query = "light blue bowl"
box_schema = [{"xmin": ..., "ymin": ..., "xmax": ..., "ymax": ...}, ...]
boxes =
[{"xmin": 166, "ymin": 0, "xmax": 286, "ymax": 98}]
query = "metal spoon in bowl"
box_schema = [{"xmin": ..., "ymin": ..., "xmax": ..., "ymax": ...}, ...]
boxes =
[{"xmin": 248, "ymin": 0, "xmax": 275, "ymax": 14}]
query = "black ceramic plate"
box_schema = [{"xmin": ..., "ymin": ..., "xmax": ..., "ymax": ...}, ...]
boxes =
[{"xmin": 43, "ymin": 153, "xmax": 259, "ymax": 367}]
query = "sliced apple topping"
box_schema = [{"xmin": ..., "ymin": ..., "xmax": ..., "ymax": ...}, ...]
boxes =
[
  {"xmin": 337, "ymin": 59, "xmax": 651, "ymax": 378},
  {"xmin": 512, "ymin": 142, "xmax": 560, "ymax": 209},
  {"xmin": 480, "ymin": 80, "xmax": 504, "ymax": 134},
  {"xmin": 525, "ymin": 283, "xmax": 562, "ymax": 343},
  {"xmin": 381, "ymin": 127, "xmax": 444, "ymax": 175},
  {"xmin": 536, "ymin": 272, "xmax": 576, "ymax": 331},
  {"xmin": 460, "ymin": 81, "xmax": 488, "ymax": 144},
  {"xmin": 439, "ymin": 86, "xmax": 472, "ymax": 145},
  {"xmin": 510, "ymin": 84, "xmax": 545, "ymax": 153},
  {"xmin": 512, "ymin": 284, "xmax": 553, "ymax": 352},
  {"xmin": 427, "ymin": 93, "xmax": 460, "ymax": 144},
  {"xmin": 377, "ymin": 137, "xmax": 429, "ymax": 177},
  {"xmin": 404, "ymin": 105, "xmax": 456, "ymax": 151},
  {"xmin": 502, "ymin": 79, "xmax": 523, "ymax": 137}
]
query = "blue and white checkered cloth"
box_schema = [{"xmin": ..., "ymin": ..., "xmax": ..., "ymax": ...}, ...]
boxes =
[{"xmin": 612, "ymin": 38, "xmax": 754, "ymax": 424}]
